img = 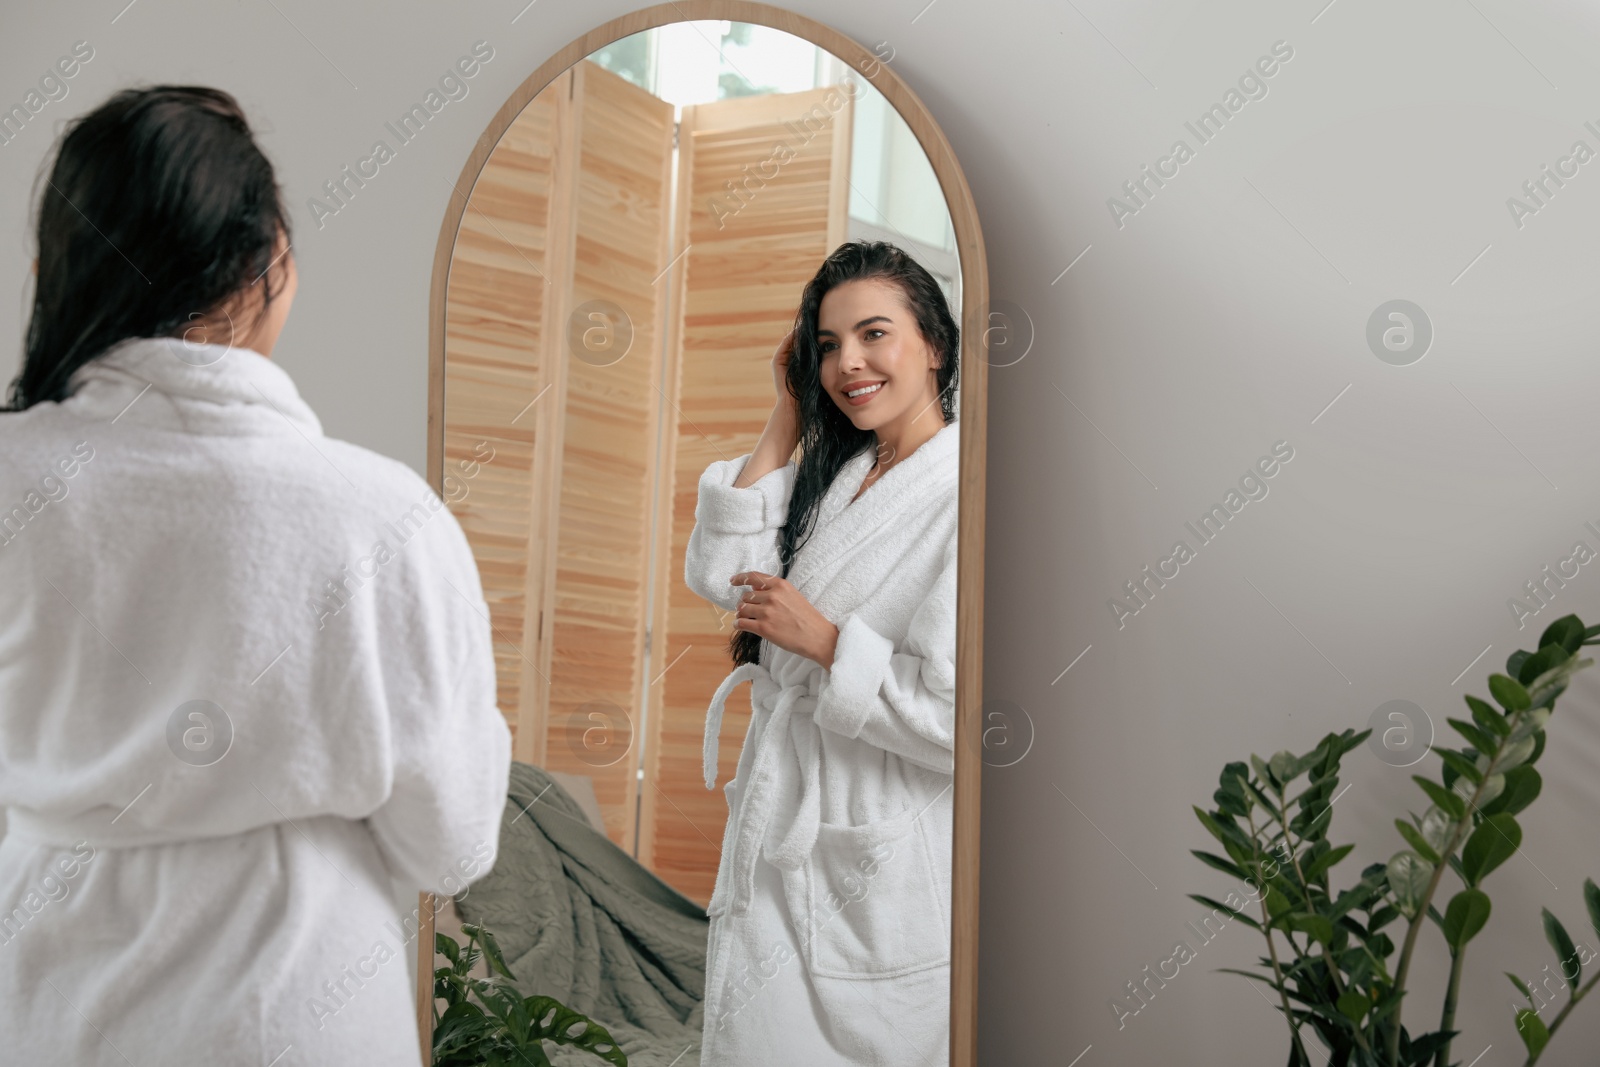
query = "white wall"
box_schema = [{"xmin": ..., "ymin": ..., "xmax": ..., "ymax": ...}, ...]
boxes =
[{"xmin": 4, "ymin": 1, "xmax": 1599, "ymax": 1062}]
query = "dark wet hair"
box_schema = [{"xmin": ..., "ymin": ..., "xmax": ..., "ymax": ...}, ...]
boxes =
[
  {"xmin": 730, "ymin": 239, "xmax": 959, "ymax": 667},
  {"xmin": 7, "ymin": 85, "xmax": 291, "ymax": 409}
]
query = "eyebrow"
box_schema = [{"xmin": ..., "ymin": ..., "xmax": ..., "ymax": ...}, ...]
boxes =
[{"xmin": 817, "ymin": 315, "xmax": 893, "ymax": 338}]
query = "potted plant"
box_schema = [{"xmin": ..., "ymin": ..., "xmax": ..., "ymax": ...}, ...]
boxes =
[
  {"xmin": 1192, "ymin": 614, "xmax": 1600, "ymax": 1066},
  {"xmin": 432, "ymin": 922, "xmax": 628, "ymax": 1067}
]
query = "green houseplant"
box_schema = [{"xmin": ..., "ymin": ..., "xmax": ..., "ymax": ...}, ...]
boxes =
[
  {"xmin": 432, "ymin": 922, "xmax": 628, "ymax": 1067},
  {"xmin": 1191, "ymin": 614, "xmax": 1600, "ymax": 1066}
]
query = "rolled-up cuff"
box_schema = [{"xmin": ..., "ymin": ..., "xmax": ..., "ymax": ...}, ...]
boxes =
[
  {"xmin": 815, "ymin": 613, "xmax": 894, "ymax": 739},
  {"xmin": 695, "ymin": 454, "xmax": 795, "ymax": 534}
]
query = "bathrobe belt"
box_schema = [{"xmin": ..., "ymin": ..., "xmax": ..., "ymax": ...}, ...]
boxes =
[{"xmin": 703, "ymin": 662, "xmax": 824, "ymax": 916}]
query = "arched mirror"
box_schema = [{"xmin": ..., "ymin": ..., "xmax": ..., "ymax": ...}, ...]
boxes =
[{"xmin": 422, "ymin": 4, "xmax": 987, "ymax": 1064}]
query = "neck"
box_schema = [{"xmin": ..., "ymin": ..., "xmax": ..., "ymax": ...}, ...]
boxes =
[{"xmin": 872, "ymin": 390, "xmax": 945, "ymax": 467}]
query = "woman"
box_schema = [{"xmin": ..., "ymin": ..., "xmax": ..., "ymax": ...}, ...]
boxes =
[
  {"xmin": 0, "ymin": 87, "xmax": 510, "ymax": 1064},
  {"xmin": 684, "ymin": 240, "xmax": 961, "ymax": 1066}
]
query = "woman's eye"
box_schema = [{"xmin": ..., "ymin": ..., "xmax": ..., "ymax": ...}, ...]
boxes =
[
  {"xmin": 864, "ymin": 329, "xmax": 885, "ymax": 341},
  {"xmin": 820, "ymin": 341, "xmax": 837, "ymax": 353}
]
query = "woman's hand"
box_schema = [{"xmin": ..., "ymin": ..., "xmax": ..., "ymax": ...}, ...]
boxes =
[
  {"xmin": 770, "ymin": 326, "xmax": 798, "ymax": 414},
  {"xmin": 732, "ymin": 328, "xmax": 802, "ymax": 489},
  {"xmin": 730, "ymin": 570, "xmax": 839, "ymax": 668}
]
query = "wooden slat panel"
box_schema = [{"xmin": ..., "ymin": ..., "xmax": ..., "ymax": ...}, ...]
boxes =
[
  {"xmin": 539, "ymin": 62, "xmax": 676, "ymax": 849},
  {"xmin": 643, "ymin": 86, "xmax": 852, "ymax": 903},
  {"xmin": 441, "ymin": 75, "xmax": 567, "ymax": 754}
]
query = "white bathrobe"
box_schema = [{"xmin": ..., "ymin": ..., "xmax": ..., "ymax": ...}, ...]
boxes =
[
  {"xmin": 684, "ymin": 419, "xmax": 959, "ymax": 1067},
  {"xmin": 0, "ymin": 337, "xmax": 511, "ymax": 1065}
]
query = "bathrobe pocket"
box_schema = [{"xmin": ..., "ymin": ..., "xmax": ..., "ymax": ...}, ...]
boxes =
[{"xmin": 787, "ymin": 808, "xmax": 950, "ymax": 979}]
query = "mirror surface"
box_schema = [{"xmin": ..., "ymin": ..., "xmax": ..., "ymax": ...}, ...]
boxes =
[{"xmin": 436, "ymin": 18, "xmax": 964, "ymax": 1063}]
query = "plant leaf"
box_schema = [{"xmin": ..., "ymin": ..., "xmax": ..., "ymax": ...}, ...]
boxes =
[
  {"xmin": 1460, "ymin": 813, "xmax": 1521, "ymax": 886},
  {"xmin": 1194, "ymin": 807, "xmax": 1248, "ymax": 848},
  {"xmin": 1474, "ymin": 773, "xmax": 1506, "ymax": 811},
  {"xmin": 1441, "ymin": 889, "xmax": 1491, "ymax": 950},
  {"xmin": 1495, "ymin": 736, "xmax": 1538, "ymax": 774},
  {"xmin": 1515, "ymin": 645, "xmax": 1563, "ymax": 689},
  {"xmin": 1506, "ymin": 971, "xmax": 1534, "ymax": 1006},
  {"xmin": 1335, "ymin": 988, "xmax": 1370, "ymax": 1023},
  {"xmin": 1405, "ymin": 1030, "xmax": 1457, "ymax": 1064},
  {"xmin": 1215, "ymin": 761, "xmax": 1253, "ymax": 816},
  {"xmin": 1243, "ymin": 777, "xmax": 1278, "ymax": 812},
  {"xmin": 523, "ymin": 996, "xmax": 628, "ymax": 1066},
  {"xmin": 1506, "ymin": 648, "xmax": 1530, "ymax": 679},
  {"xmin": 1437, "ymin": 748, "xmax": 1482, "ymax": 785},
  {"xmin": 1192, "ymin": 850, "xmax": 1248, "ymax": 880},
  {"xmin": 1268, "ymin": 750, "xmax": 1300, "ymax": 789},
  {"xmin": 1507, "ymin": 706, "xmax": 1552, "ymax": 745},
  {"xmin": 1387, "ymin": 851, "xmax": 1432, "ymax": 920},
  {"xmin": 1465, "ymin": 694, "xmax": 1510, "ymax": 738},
  {"xmin": 1586, "ymin": 877, "xmax": 1600, "ymax": 942},
  {"xmin": 1413, "ymin": 777, "xmax": 1465, "ymax": 821},
  {"xmin": 1489, "ymin": 674, "xmax": 1531, "ymax": 712},
  {"xmin": 1188, "ymin": 893, "xmax": 1263, "ymax": 931},
  {"xmin": 1543, "ymin": 907, "xmax": 1580, "ymax": 987},
  {"xmin": 1478, "ymin": 765, "xmax": 1542, "ymax": 818},
  {"xmin": 1303, "ymin": 843, "xmax": 1355, "ymax": 883},
  {"xmin": 1527, "ymin": 655, "xmax": 1590, "ymax": 709},
  {"xmin": 432, "ymin": 1000, "xmax": 493, "ymax": 1056},
  {"xmin": 1284, "ymin": 912, "xmax": 1335, "ymax": 945},
  {"xmin": 1539, "ymin": 614, "xmax": 1586, "ymax": 653},
  {"xmin": 1250, "ymin": 754, "xmax": 1277, "ymax": 791},
  {"xmin": 476, "ymin": 926, "xmax": 516, "ymax": 981},
  {"xmin": 1336, "ymin": 728, "xmax": 1372, "ymax": 760},
  {"xmin": 1447, "ymin": 717, "xmax": 1497, "ymax": 756},
  {"xmin": 1395, "ymin": 818, "xmax": 1442, "ymax": 866},
  {"xmin": 1516, "ymin": 1008, "xmax": 1551, "ymax": 1057},
  {"xmin": 1419, "ymin": 805, "xmax": 1455, "ymax": 854}
]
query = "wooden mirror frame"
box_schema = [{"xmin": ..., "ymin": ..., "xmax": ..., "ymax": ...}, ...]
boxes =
[{"xmin": 420, "ymin": 4, "xmax": 987, "ymax": 1063}]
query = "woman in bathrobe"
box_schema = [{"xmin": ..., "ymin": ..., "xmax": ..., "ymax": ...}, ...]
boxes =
[
  {"xmin": 0, "ymin": 87, "xmax": 510, "ymax": 1064},
  {"xmin": 684, "ymin": 240, "xmax": 961, "ymax": 1067}
]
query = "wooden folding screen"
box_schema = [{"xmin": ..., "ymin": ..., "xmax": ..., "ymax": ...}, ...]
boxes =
[
  {"xmin": 442, "ymin": 61, "xmax": 676, "ymax": 847},
  {"xmin": 641, "ymin": 86, "xmax": 853, "ymax": 902}
]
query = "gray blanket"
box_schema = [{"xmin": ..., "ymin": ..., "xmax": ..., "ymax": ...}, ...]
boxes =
[{"xmin": 453, "ymin": 761, "xmax": 707, "ymax": 1067}]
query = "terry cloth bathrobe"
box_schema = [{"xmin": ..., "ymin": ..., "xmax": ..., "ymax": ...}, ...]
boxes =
[
  {"xmin": 0, "ymin": 337, "xmax": 511, "ymax": 1065},
  {"xmin": 683, "ymin": 419, "xmax": 960, "ymax": 1067}
]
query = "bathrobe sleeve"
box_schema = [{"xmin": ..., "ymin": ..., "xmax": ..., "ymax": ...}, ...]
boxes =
[
  {"xmin": 813, "ymin": 530, "xmax": 958, "ymax": 774},
  {"xmin": 683, "ymin": 452, "xmax": 794, "ymax": 612},
  {"xmin": 363, "ymin": 512, "xmax": 513, "ymax": 898}
]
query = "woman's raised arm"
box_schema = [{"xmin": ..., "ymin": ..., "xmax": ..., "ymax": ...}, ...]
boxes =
[{"xmin": 683, "ymin": 446, "xmax": 795, "ymax": 615}]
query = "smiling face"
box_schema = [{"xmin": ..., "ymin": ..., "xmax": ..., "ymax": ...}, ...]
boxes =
[{"xmin": 816, "ymin": 277, "xmax": 942, "ymax": 435}]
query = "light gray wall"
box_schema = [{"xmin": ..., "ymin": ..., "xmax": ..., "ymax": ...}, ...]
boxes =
[{"xmin": 4, "ymin": 1, "xmax": 1599, "ymax": 1062}]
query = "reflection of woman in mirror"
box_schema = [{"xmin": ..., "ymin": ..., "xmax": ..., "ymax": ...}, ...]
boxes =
[{"xmin": 685, "ymin": 241, "xmax": 960, "ymax": 1065}]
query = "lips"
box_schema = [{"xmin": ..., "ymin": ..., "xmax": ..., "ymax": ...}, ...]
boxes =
[{"xmin": 842, "ymin": 380, "xmax": 885, "ymax": 406}]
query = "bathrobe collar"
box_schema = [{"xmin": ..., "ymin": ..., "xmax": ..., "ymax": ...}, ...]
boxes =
[
  {"xmin": 62, "ymin": 336, "xmax": 323, "ymax": 437},
  {"xmin": 787, "ymin": 418, "xmax": 960, "ymax": 598}
]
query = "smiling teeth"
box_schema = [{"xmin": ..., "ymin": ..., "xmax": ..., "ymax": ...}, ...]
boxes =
[{"xmin": 846, "ymin": 383, "xmax": 882, "ymax": 398}]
